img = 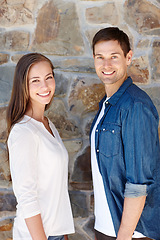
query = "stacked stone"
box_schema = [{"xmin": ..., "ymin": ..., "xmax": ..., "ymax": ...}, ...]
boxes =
[{"xmin": 0, "ymin": 0, "xmax": 160, "ymax": 239}]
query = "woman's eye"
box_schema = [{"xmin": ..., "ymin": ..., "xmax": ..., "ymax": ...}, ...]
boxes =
[
  {"xmin": 47, "ymin": 76, "xmax": 53, "ymax": 80},
  {"xmin": 46, "ymin": 75, "xmax": 54, "ymax": 80},
  {"xmin": 32, "ymin": 79, "xmax": 39, "ymax": 83}
]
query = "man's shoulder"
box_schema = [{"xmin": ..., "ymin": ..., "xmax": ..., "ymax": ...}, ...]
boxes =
[
  {"xmin": 121, "ymin": 83, "xmax": 158, "ymax": 118},
  {"xmin": 126, "ymin": 83, "xmax": 155, "ymax": 107}
]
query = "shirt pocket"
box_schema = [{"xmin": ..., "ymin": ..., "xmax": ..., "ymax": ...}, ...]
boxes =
[{"xmin": 99, "ymin": 124, "xmax": 121, "ymax": 157}]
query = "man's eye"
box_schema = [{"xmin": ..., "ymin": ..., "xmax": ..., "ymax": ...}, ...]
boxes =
[
  {"xmin": 111, "ymin": 56, "xmax": 117, "ymax": 59},
  {"xmin": 96, "ymin": 56, "xmax": 103, "ymax": 59}
]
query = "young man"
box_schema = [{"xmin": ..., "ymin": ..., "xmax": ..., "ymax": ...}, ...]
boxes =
[{"xmin": 90, "ymin": 27, "xmax": 160, "ymax": 240}]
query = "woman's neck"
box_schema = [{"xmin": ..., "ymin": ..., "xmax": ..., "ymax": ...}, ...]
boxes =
[{"xmin": 25, "ymin": 105, "xmax": 45, "ymax": 123}]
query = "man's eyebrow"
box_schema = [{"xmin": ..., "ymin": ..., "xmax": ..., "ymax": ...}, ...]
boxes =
[
  {"xmin": 94, "ymin": 53, "xmax": 103, "ymax": 56},
  {"xmin": 95, "ymin": 52, "xmax": 121, "ymax": 56},
  {"xmin": 111, "ymin": 52, "xmax": 120, "ymax": 55}
]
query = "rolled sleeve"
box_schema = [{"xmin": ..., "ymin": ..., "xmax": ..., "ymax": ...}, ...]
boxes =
[
  {"xmin": 8, "ymin": 125, "xmax": 41, "ymax": 219},
  {"xmin": 124, "ymin": 182, "xmax": 147, "ymax": 198}
]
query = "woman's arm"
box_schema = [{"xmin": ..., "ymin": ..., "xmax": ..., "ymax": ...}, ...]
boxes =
[{"xmin": 25, "ymin": 214, "xmax": 47, "ymax": 240}]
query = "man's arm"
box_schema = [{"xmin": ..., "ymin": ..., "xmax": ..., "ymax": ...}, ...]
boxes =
[{"xmin": 116, "ymin": 196, "xmax": 146, "ymax": 240}]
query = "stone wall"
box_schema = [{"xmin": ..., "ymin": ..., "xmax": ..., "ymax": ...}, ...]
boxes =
[{"xmin": 0, "ymin": 0, "xmax": 160, "ymax": 239}]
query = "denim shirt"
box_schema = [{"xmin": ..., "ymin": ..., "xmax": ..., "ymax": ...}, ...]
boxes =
[{"xmin": 90, "ymin": 77, "xmax": 160, "ymax": 240}]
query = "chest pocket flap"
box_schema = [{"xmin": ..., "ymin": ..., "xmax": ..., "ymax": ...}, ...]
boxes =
[{"xmin": 98, "ymin": 124, "xmax": 121, "ymax": 157}]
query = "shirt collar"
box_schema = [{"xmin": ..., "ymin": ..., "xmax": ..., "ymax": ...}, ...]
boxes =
[{"xmin": 99, "ymin": 76, "xmax": 133, "ymax": 107}]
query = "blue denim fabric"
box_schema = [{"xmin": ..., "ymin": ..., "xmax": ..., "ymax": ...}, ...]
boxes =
[
  {"xmin": 90, "ymin": 77, "xmax": 160, "ymax": 240},
  {"xmin": 48, "ymin": 236, "xmax": 64, "ymax": 240}
]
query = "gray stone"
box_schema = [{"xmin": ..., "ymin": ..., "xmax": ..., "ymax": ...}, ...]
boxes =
[
  {"xmin": 71, "ymin": 146, "xmax": 92, "ymax": 186},
  {"xmin": 69, "ymin": 191, "xmax": 89, "ymax": 218},
  {"xmin": 53, "ymin": 58, "xmax": 95, "ymax": 73},
  {"xmin": 0, "ymin": 66, "xmax": 15, "ymax": 107},
  {"xmin": 0, "ymin": 192, "xmax": 16, "ymax": 212},
  {"xmin": 54, "ymin": 71, "xmax": 69, "ymax": 97},
  {"xmin": 142, "ymin": 87, "xmax": 160, "ymax": 116},
  {"xmin": 83, "ymin": 215, "xmax": 95, "ymax": 239}
]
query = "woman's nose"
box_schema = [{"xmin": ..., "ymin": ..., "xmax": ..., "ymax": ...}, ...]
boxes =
[{"xmin": 40, "ymin": 80, "xmax": 48, "ymax": 88}]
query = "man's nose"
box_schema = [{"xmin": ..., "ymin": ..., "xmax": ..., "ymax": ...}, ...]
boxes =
[{"xmin": 103, "ymin": 59, "xmax": 111, "ymax": 67}]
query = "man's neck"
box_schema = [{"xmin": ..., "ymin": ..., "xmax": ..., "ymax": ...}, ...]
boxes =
[{"xmin": 104, "ymin": 76, "xmax": 128, "ymax": 98}]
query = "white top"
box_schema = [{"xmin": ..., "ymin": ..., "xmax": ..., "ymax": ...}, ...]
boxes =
[
  {"xmin": 91, "ymin": 99, "xmax": 145, "ymax": 238},
  {"xmin": 8, "ymin": 115, "xmax": 75, "ymax": 240}
]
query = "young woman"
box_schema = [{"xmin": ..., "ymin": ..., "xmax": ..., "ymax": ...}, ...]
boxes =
[{"xmin": 7, "ymin": 53, "xmax": 75, "ymax": 240}]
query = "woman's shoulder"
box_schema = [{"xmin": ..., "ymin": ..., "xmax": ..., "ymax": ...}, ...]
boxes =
[{"xmin": 8, "ymin": 116, "xmax": 39, "ymax": 146}]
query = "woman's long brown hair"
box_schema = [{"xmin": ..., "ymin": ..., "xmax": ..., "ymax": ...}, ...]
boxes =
[{"xmin": 6, "ymin": 53, "xmax": 54, "ymax": 134}]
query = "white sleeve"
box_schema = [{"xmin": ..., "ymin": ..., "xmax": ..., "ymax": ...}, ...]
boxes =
[{"xmin": 8, "ymin": 126, "xmax": 41, "ymax": 219}]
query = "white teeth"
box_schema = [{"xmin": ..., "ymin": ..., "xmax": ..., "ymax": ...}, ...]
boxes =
[
  {"xmin": 38, "ymin": 92, "xmax": 50, "ymax": 96},
  {"xmin": 103, "ymin": 71, "xmax": 114, "ymax": 75}
]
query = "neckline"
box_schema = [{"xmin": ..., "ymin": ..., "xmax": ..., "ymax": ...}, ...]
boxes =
[{"xmin": 24, "ymin": 115, "xmax": 55, "ymax": 138}]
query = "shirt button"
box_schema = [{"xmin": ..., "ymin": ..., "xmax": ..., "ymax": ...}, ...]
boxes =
[
  {"xmin": 96, "ymin": 129, "xmax": 98, "ymax": 132},
  {"xmin": 103, "ymin": 128, "xmax": 105, "ymax": 131},
  {"xmin": 112, "ymin": 130, "xmax": 115, "ymax": 133},
  {"xmin": 106, "ymin": 101, "xmax": 109, "ymax": 104},
  {"xmin": 97, "ymin": 149, "xmax": 99, "ymax": 152}
]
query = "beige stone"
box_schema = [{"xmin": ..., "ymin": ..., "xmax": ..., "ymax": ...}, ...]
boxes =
[
  {"xmin": 30, "ymin": 0, "xmax": 84, "ymax": 55},
  {"xmin": 11, "ymin": 54, "xmax": 23, "ymax": 64},
  {"xmin": 124, "ymin": 0, "xmax": 160, "ymax": 34},
  {"xmin": 0, "ymin": 144, "xmax": 10, "ymax": 181},
  {"xmin": 6, "ymin": 0, "xmax": 25, "ymax": 4},
  {"xmin": 137, "ymin": 39, "xmax": 150, "ymax": 49},
  {"xmin": 0, "ymin": 1, "xmax": 34, "ymax": 27},
  {"xmin": 0, "ymin": 222, "xmax": 12, "ymax": 231},
  {"xmin": 86, "ymin": 3, "xmax": 118, "ymax": 24},
  {"xmin": 34, "ymin": 1, "xmax": 60, "ymax": 44},
  {"xmin": 63, "ymin": 140, "xmax": 83, "ymax": 175},
  {"xmin": 69, "ymin": 76, "xmax": 105, "ymax": 116},
  {"xmin": 46, "ymin": 99, "xmax": 81, "ymax": 139},
  {"xmin": 151, "ymin": 41, "xmax": 160, "ymax": 81},
  {"xmin": 0, "ymin": 31, "xmax": 29, "ymax": 51},
  {"xmin": 81, "ymin": 0, "xmax": 104, "ymax": 2},
  {"xmin": 0, "ymin": 108, "xmax": 7, "ymax": 142},
  {"xmin": 24, "ymin": 0, "xmax": 36, "ymax": 12},
  {"xmin": 64, "ymin": 140, "xmax": 82, "ymax": 154},
  {"xmin": 128, "ymin": 56, "xmax": 149, "ymax": 84},
  {"xmin": 0, "ymin": 54, "xmax": 9, "ymax": 65}
]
